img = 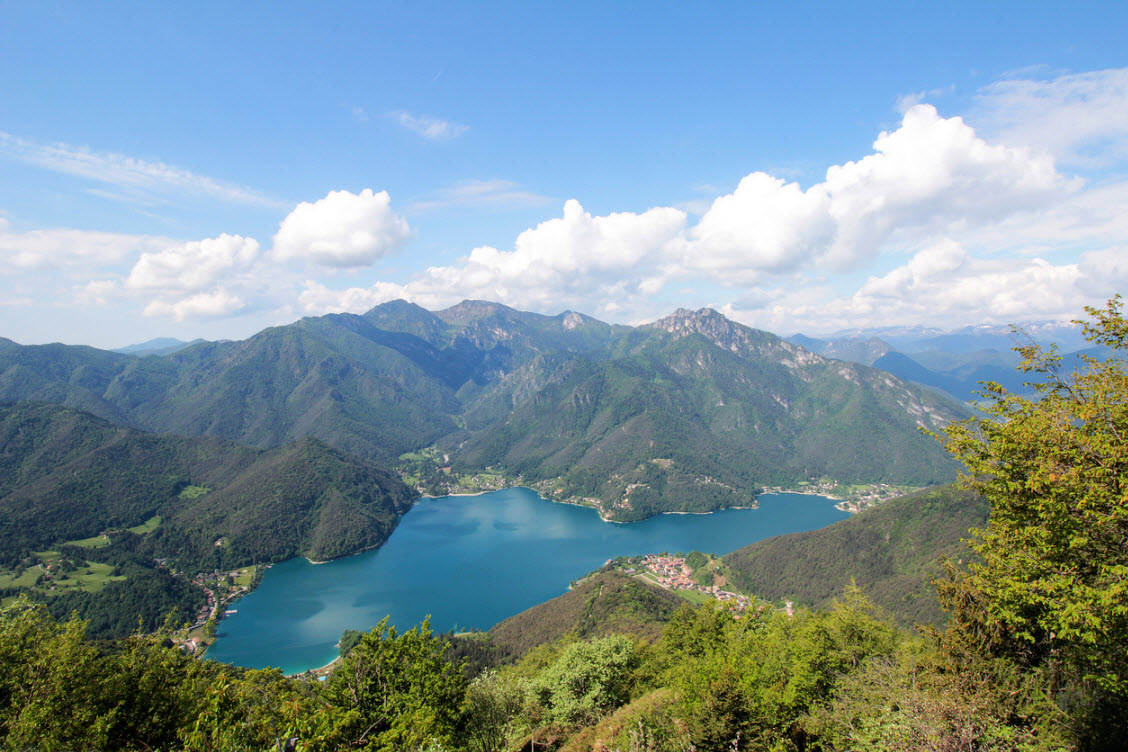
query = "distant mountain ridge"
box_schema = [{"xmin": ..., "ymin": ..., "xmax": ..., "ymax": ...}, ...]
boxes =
[
  {"xmin": 112, "ymin": 337, "xmax": 207, "ymax": 356},
  {"xmin": 0, "ymin": 301, "xmax": 966, "ymax": 520},
  {"xmin": 790, "ymin": 322, "xmax": 1105, "ymax": 403}
]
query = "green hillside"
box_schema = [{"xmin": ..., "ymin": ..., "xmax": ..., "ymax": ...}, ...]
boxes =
[
  {"xmin": 0, "ymin": 402, "xmax": 418, "ymax": 634},
  {"xmin": 488, "ymin": 571, "xmax": 685, "ymax": 657},
  {"xmin": 722, "ymin": 484, "xmax": 988, "ymax": 626}
]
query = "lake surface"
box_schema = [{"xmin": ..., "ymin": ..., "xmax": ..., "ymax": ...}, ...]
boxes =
[{"xmin": 206, "ymin": 487, "xmax": 849, "ymax": 674}]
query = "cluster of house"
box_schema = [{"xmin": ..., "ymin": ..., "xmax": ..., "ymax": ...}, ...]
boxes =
[
  {"xmin": 188, "ymin": 568, "xmax": 253, "ymax": 628},
  {"xmin": 635, "ymin": 554, "xmax": 753, "ymax": 612}
]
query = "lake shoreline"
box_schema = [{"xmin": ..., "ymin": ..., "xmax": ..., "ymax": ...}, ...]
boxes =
[{"xmin": 207, "ymin": 487, "xmax": 850, "ymax": 674}]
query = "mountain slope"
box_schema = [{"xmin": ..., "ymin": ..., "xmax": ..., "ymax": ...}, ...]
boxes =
[
  {"xmin": 456, "ymin": 309, "xmax": 964, "ymax": 519},
  {"xmin": 722, "ymin": 485, "xmax": 987, "ymax": 626},
  {"xmin": 488, "ymin": 571, "xmax": 685, "ymax": 657},
  {"xmin": 0, "ymin": 402, "xmax": 417, "ymax": 567}
]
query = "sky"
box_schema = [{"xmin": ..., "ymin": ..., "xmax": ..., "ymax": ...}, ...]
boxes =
[{"xmin": 2, "ymin": 2, "xmax": 1127, "ymax": 349}]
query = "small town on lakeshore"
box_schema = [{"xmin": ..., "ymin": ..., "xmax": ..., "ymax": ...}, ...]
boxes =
[
  {"xmin": 177, "ymin": 564, "xmax": 262, "ymax": 654},
  {"xmin": 594, "ymin": 551, "xmax": 772, "ymax": 616}
]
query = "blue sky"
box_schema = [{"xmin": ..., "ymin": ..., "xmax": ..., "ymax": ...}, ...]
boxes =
[{"xmin": 2, "ymin": 2, "xmax": 1127, "ymax": 348}]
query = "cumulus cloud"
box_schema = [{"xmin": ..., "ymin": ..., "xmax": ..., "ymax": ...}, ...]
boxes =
[
  {"xmin": 0, "ymin": 131, "xmax": 284, "ymax": 208},
  {"xmin": 687, "ymin": 104, "xmax": 1075, "ymax": 276},
  {"xmin": 298, "ymin": 280, "xmax": 407, "ymax": 315},
  {"xmin": 688, "ymin": 172, "xmax": 832, "ymax": 279},
  {"xmin": 125, "ymin": 234, "xmax": 260, "ymax": 292},
  {"xmin": 415, "ymin": 200, "xmax": 686, "ymax": 308},
  {"xmin": 273, "ymin": 189, "xmax": 412, "ymax": 268},
  {"xmin": 0, "ymin": 218, "xmax": 171, "ymax": 272},
  {"xmin": 390, "ymin": 111, "xmax": 468, "ymax": 141},
  {"xmin": 295, "ymin": 200, "xmax": 688, "ymax": 317},
  {"xmin": 724, "ymin": 237, "xmax": 1128, "ymax": 336},
  {"xmin": 75, "ymin": 279, "xmax": 119, "ymax": 306},
  {"xmin": 291, "ymin": 105, "xmax": 1093, "ymax": 327},
  {"xmin": 143, "ymin": 289, "xmax": 247, "ymax": 322}
]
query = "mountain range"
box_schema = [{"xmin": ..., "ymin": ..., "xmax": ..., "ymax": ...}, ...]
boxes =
[{"xmin": 1, "ymin": 300, "xmax": 965, "ymax": 522}]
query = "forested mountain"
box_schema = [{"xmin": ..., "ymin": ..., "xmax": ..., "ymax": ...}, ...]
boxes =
[
  {"xmin": 454, "ymin": 308, "xmax": 962, "ymax": 518},
  {"xmin": 0, "ymin": 301, "xmax": 966, "ymax": 519},
  {"xmin": 723, "ymin": 485, "xmax": 988, "ymax": 626},
  {"xmin": 0, "ymin": 402, "xmax": 416, "ymax": 567}
]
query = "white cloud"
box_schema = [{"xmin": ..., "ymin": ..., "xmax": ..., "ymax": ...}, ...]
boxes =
[
  {"xmin": 143, "ymin": 289, "xmax": 247, "ymax": 322},
  {"xmin": 75, "ymin": 279, "xmax": 119, "ymax": 306},
  {"xmin": 687, "ymin": 104, "xmax": 1074, "ymax": 277},
  {"xmin": 298, "ymin": 280, "xmax": 407, "ymax": 315},
  {"xmin": 0, "ymin": 217, "xmax": 171, "ymax": 272},
  {"xmin": 973, "ymin": 67, "xmax": 1128, "ymax": 167},
  {"xmin": 125, "ymin": 234, "xmax": 260, "ymax": 292},
  {"xmin": 688, "ymin": 172, "xmax": 832, "ymax": 279},
  {"xmin": 724, "ymin": 238, "xmax": 1128, "ymax": 335},
  {"xmin": 0, "ymin": 131, "xmax": 284, "ymax": 208},
  {"xmin": 407, "ymin": 179, "xmax": 551, "ymax": 212},
  {"xmin": 288, "ymin": 104, "xmax": 1094, "ymax": 328},
  {"xmin": 296, "ymin": 200, "xmax": 688, "ymax": 316},
  {"xmin": 273, "ymin": 189, "xmax": 412, "ymax": 268},
  {"xmin": 390, "ymin": 111, "xmax": 468, "ymax": 141}
]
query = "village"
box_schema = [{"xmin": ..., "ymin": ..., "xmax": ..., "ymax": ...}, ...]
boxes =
[
  {"xmin": 176, "ymin": 565, "xmax": 261, "ymax": 654},
  {"xmin": 617, "ymin": 553, "xmax": 755, "ymax": 612}
]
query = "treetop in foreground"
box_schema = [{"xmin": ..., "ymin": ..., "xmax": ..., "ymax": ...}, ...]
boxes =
[{"xmin": 938, "ymin": 296, "xmax": 1128, "ymax": 696}]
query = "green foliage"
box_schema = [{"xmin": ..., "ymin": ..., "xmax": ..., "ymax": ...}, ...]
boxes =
[
  {"xmin": 0, "ymin": 403, "xmax": 417, "ymax": 634},
  {"xmin": 534, "ymin": 634, "xmax": 640, "ymax": 727},
  {"xmin": 322, "ymin": 616, "xmax": 467, "ymax": 751},
  {"xmin": 462, "ymin": 669, "xmax": 532, "ymax": 752},
  {"xmin": 937, "ymin": 297, "xmax": 1128, "ymax": 698},
  {"xmin": 0, "ymin": 600, "xmax": 114, "ymax": 751},
  {"xmin": 338, "ymin": 628, "xmax": 363, "ymax": 658},
  {"xmin": 803, "ymin": 642, "xmax": 1069, "ymax": 751}
]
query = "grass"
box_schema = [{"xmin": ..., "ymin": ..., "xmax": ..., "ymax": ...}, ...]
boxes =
[
  {"xmin": 44, "ymin": 562, "xmax": 126, "ymax": 593},
  {"xmin": 0, "ymin": 567, "xmax": 42, "ymax": 589},
  {"xmin": 0, "ymin": 553, "xmax": 127, "ymax": 597},
  {"xmin": 233, "ymin": 566, "xmax": 258, "ymax": 588},
  {"xmin": 67, "ymin": 533, "xmax": 112, "ymax": 549},
  {"xmin": 179, "ymin": 485, "xmax": 211, "ymax": 499},
  {"xmin": 60, "ymin": 515, "xmax": 162, "ymax": 550},
  {"xmin": 128, "ymin": 515, "xmax": 162, "ymax": 533},
  {"xmin": 673, "ymin": 589, "xmax": 715, "ymax": 605}
]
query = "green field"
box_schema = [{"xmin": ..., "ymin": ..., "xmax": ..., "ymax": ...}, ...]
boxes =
[
  {"xmin": 66, "ymin": 533, "xmax": 112, "ymax": 548},
  {"xmin": 62, "ymin": 515, "xmax": 161, "ymax": 549},
  {"xmin": 0, "ymin": 550, "xmax": 128, "ymax": 601},
  {"xmin": 672, "ymin": 589, "xmax": 716, "ymax": 605},
  {"xmin": 232, "ymin": 566, "xmax": 258, "ymax": 588},
  {"xmin": 128, "ymin": 515, "xmax": 162, "ymax": 533}
]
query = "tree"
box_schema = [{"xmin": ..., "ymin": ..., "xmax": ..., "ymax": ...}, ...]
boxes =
[
  {"xmin": 0, "ymin": 600, "xmax": 115, "ymax": 751},
  {"xmin": 937, "ymin": 297, "xmax": 1128, "ymax": 697},
  {"xmin": 322, "ymin": 616, "xmax": 467, "ymax": 751},
  {"xmin": 534, "ymin": 634, "xmax": 640, "ymax": 727}
]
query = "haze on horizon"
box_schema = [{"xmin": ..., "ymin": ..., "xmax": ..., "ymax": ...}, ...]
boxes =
[{"xmin": 1, "ymin": 3, "xmax": 1126, "ymax": 350}]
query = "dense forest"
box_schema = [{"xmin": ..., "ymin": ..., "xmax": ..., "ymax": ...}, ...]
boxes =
[{"xmin": 1, "ymin": 297, "xmax": 1126, "ymax": 749}]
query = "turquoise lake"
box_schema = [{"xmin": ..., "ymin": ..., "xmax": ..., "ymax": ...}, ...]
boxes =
[{"xmin": 205, "ymin": 487, "xmax": 849, "ymax": 674}]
